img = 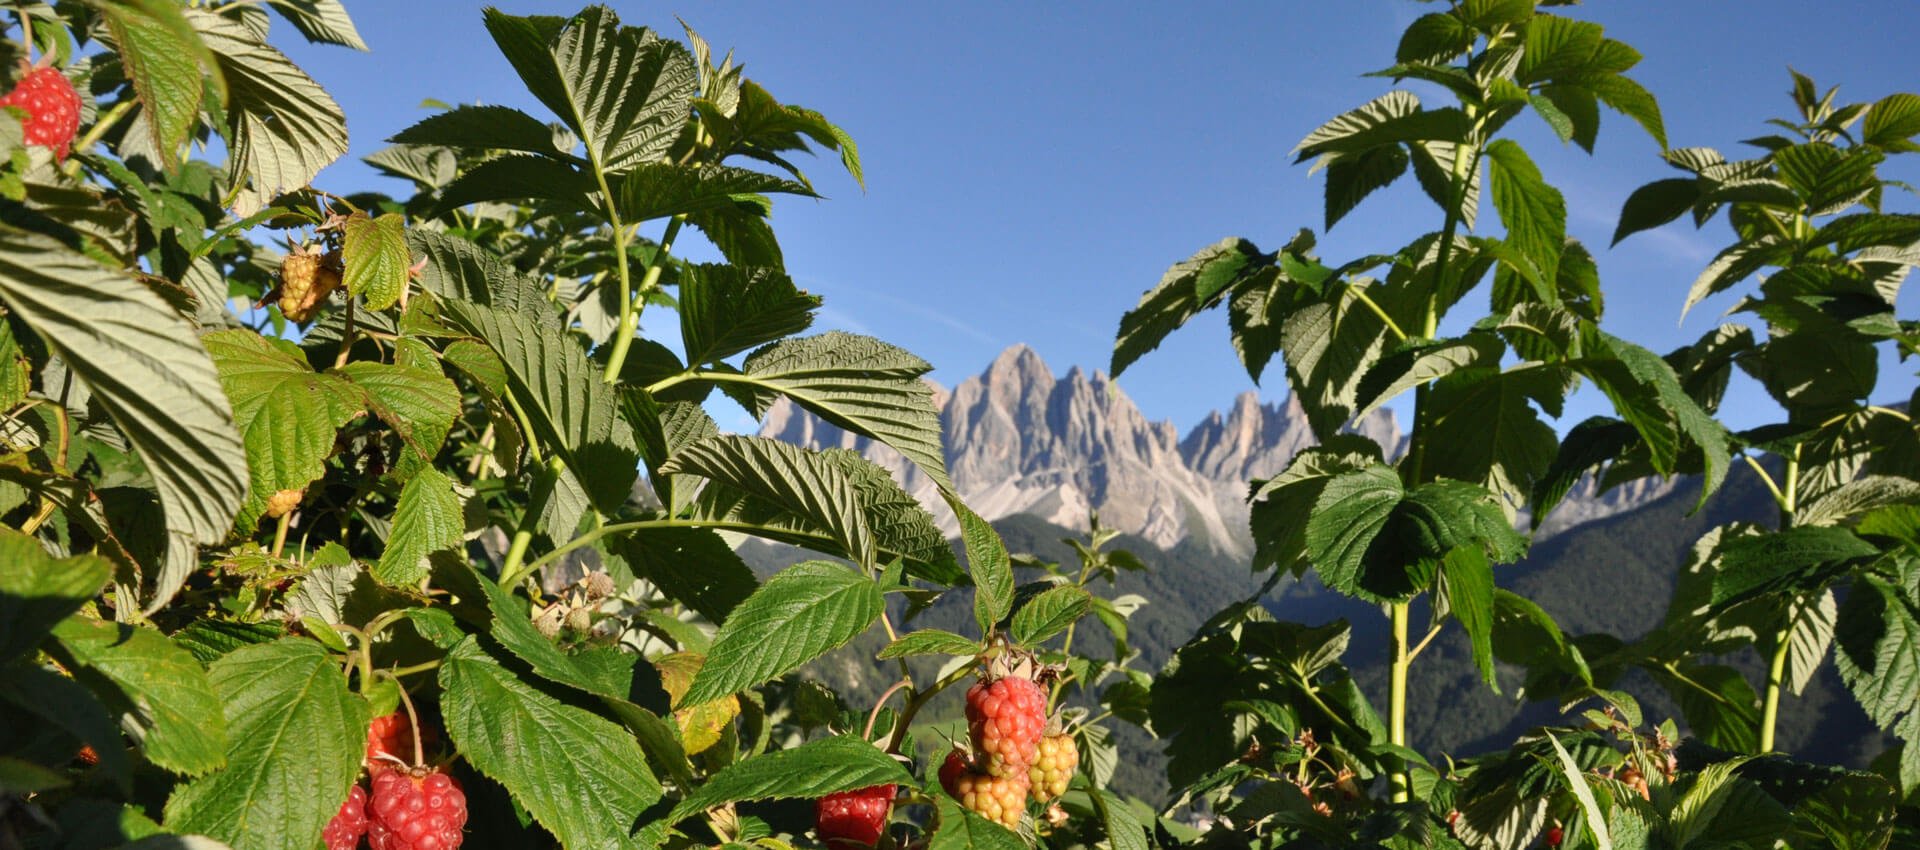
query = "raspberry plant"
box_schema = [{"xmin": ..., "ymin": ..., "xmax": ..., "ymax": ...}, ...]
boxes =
[{"xmin": 0, "ymin": 1, "xmax": 1916, "ymax": 850}]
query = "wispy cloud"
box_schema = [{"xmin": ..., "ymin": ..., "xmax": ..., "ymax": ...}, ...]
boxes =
[
  {"xmin": 818, "ymin": 281, "xmax": 1006, "ymax": 349},
  {"xmin": 815, "ymin": 306, "xmax": 873, "ymax": 335}
]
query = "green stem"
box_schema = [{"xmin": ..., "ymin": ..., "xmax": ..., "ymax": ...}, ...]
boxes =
[
  {"xmin": 271, "ymin": 512, "xmax": 291, "ymax": 559},
  {"xmin": 1388, "ymin": 599, "xmax": 1411, "ymax": 802},
  {"xmin": 601, "ymin": 216, "xmax": 685, "ymax": 383},
  {"xmin": 62, "ymin": 99, "xmax": 136, "ymax": 177},
  {"xmin": 498, "ymin": 456, "xmax": 564, "ymax": 586},
  {"xmin": 1348, "ymin": 283, "xmax": 1409, "ymax": 343},
  {"xmin": 886, "ymin": 662, "xmax": 975, "ymax": 756},
  {"xmin": 1758, "ymin": 446, "xmax": 1802, "ymax": 753},
  {"xmin": 1759, "ymin": 635, "xmax": 1789, "ymax": 753},
  {"xmin": 1742, "ymin": 453, "xmax": 1787, "ymax": 512}
]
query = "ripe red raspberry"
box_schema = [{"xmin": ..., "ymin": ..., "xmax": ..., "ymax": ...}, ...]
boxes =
[
  {"xmin": 0, "ymin": 65, "xmax": 80, "ymax": 162},
  {"xmin": 1546, "ymin": 824, "xmax": 1564, "ymax": 847},
  {"xmin": 815, "ymin": 784, "xmax": 895, "ymax": 848},
  {"xmin": 938, "ymin": 747, "xmax": 972, "ymax": 799},
  {"xmin": 323, "ymin": 784, "xmax": 369, "ymax": 850},
  {"xmin": 365, "ymin": 712, "xmax": 414, "ymax": 770},
  {"xmin": 367, "ymin": 767, "xmax": 466, "ymax": 850},
  {"xmin": 1027, "ymin": 733, "xmax": 1076, "ymax": 802},
  {"xmin": 964, "ymin": 675, "xmax": 1045, "ymax": 778}
]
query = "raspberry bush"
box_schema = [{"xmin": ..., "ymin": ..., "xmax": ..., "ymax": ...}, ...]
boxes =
[{"xmin": 0, "ymin": 1, "xmax": 1914, "ymax": 849}]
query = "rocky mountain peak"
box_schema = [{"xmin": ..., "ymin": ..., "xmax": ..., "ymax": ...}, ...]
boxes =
[{"xmin": 760, "ymin": 343, "xmax": 1651, "ymax": 556}]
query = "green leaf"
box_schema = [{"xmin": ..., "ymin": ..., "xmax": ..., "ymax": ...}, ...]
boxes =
[
  {"xmin": 1323, "ymin": 143, "xmax": 1409, "ymax": 229},
  {"xmin": 1518, "ymin": 15, "xmax": 1605, "ymax": 84},
  {"xmin": 430, "ymin": 153, "xmax": 599, "ymax": 215},
  {"xmin": 163, "ymin": 640, "xmax": 364, "ymax": 850},
  {"xmin": 1491, "ymin": 589, "xmax": 1590, "ymax": 686},
  {"xmin": 663, "ymin": 435, "xmax": 872, "ymax": 565},
  {"xmin": 1443, "ymin": 546, "xmax": 1498, "ymax": 689},
  {"xmin": 951, "ymin": 496, "xmax": 1013, "ymax": 636},
  {"xmin": 0, "ymin": 664, "xmax": 133, "ymax": 790},
  {"xmin": 1784, "ymin": 590, "xmax": 1838, "ymax": 696},
  {"xmin": 97, "ymin": 0, "xmax": 220, "ymax": 171},
  {"xmin": 616, "ymin": 163, "xmax": 817, "ymax": 223},
  {"xmin": 1459, "ymin": 0, "xmax": 1532, "ymax": 29},
  {"xmin": 677, "ymin": 263, "xmax": 819, "ymax": 365},
  {"xmin": 340, "ymin": 213, "xmax": 409, "ymax": 312},
  {"xmin": 1280, "ymin": 281, "xmax": 1400, "ymax": 440},
  {"xmin": 1670, "ymin": 760, "xmax": 1792, "ymax": 847},
  {"xmin": 603, "ymin": 526, "xmax": 757, "ymax": 622},
  {"xmin": 1112, "ymin": 237, "xmax": 1272, "ymax": 378},
  {"xmin": 1410, "ymin": 141, "xmax": 1481, "ymax": 229},
  {"xmin": 1011, "ymin": 585, "xmax": 1093, "ymax": 647},
  {"xmin": 482, "ymin": 6, "xmax": 696, "ymax": 173},
  {"xmin": 681, "ymin": 561, "xmax": 882, "ymax": 706},
  {"xmin": 1484, "ymin": 139, "xmax": 1566, "ymax": 300},
  {"xmin": 334, "ymin": 361, "xmax": 460, "ymax": 473},
  {"xmin": 1612, "ymin": 178, "xmax": 1699, "ymax": 246},
  {"xmin": 1798, "ymin": 476, "xmax": 1920, "ymax": 527},
  {"xmin": 1547, "ymin": 734, "xmax": 1613, "ymax": 850},
  {"xmin": 879, "ymin": 629, "xmax": 980, "ymax": 660},
  {"xmin": 1661, "ymin": 663, "xmax": 1761, "ymax": 752},
  {"xmin": 682, "ymin": 444, "xmax": 959, "ymax": 582},
  {"xmin": 1863, "ymin": 92, "xmax": 1920, "ymax": 150},
  {"xmin": 1588, "ymin": 73, "xmax": 1667, "ymax": 150},
  {"xmin": 441, "ymin": 299, "xmax": 637, "ymax": 513},
  {"xmin": 1307, "ymin": 467, "xmax": 1525, "ymax": 602},
  {"xmin": 1250, "ymin": 436, "xmax": 1384, "ymax": 574},
  {"xmin": 666, "ymin": 735, "xmax": 911, "ymax": 824},
  {"xmin": 388, "ymin": 105, "xmax": 560, "ymax": 157},
  {"xmin": 1538, "ymin": 84, "xmax": 1601, "ymax": 153},
  {"xmin": 1294, "ymin": 92, "xmax": 1465, "ymax": 161},
  {"xmin": 374, "ymin": 468, "xmax": 461, "ymax": 586},
  {"xmin": 1710, "ymin": 526, "xmax": 1878, "ymax": 607},
  {"xmin": 0, "ymin": 527, "xmax": 111, "ymax": 665},
  {"xmin": 52, "ymin": 617, "xmax": 227, "ymax": 777},
  {"xmin": 0, "ymin": 226, "xmax": 246, "ymax": 610},
  {"xmin": 409, "ymin": 230, "xmax": 551, "ymax": 318},
  {"xmin": 731, "ymin": 332, "xmax": 950, "ymax": 489},
  {"xmin": 189, "ymin": 10, "xmax": 347, "ymax": 214},
  {"xmin": 1835, "ymin": 575, "xmax": 1920, "ymax": 727},
  {"xmin": 261, "ymin": 0, "xmax": 366, "ymax": 49},
  {"xmin": 1304, "ymin": 465, "xmax": 1404, "ymax": 600},
  {"xmin": 1355, "ymin": 333, "xmax": 1504, "ymax": 416},
  {"xmin": 1092, "ymin": 788, "xmax": 1152, "ymax": 850},
  {"xmin": 1793, "ymin": 771, "xmax": 1899, "ymax": 850},
  {"xmin": 205, "ymin": 330, "xmax": 363, "ymax": 535},
  {"xmin": 930, "ymin": 796, "xmax": 1026, "ymax": 850},
  {"xmin": 439, "ymin": 637, "xmax": 661, "ymax": 850},
  {"xmin": 1395, "ymin": 13, "xmax": 1473, "ymax": 65},
  {"xmin": 1423, "ymin": 364, "xmax": 1565, "ymax": 511},
  {"xmin": 1576, "ymin": 331, "xmax": 1730, "ymax": 509}
]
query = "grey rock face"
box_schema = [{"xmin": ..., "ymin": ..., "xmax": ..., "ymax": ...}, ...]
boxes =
[{"xmin": 758, "ymin": 344, "xmax": 1658, "ymax": 555}]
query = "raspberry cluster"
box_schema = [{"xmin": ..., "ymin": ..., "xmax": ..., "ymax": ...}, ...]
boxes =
[
  {"xmin": 323, "ymin": 711, "xmax": 465, "ymax": 850},
  {"xmin": 964, "ymin": 675, "xmax": 1046, "ymax": 778},
  {"xmin": 815, "ymin": 784, "xmax": 896, "ymax": 849},
  {"xmin": 939, "ymin": 748, "xmax": 1025, "ymax": 829},
  {"xmin": 939, "ymin": 669, "xmax": 1069, "ymax": 829},
  {"xmin": 275, "ymin": 247, "xmax": 343, "ymax": 322},
  {"xmin": 0, "ymin": 65, "xmax": 80, "ymax": 162},
  {"xmin": 368, "ymin": 768, "xmax": 468, "ymax": 850},
  {"xmin": 1027, "ymin": 733, "xmax": 1077, "ymax": 802},
  {"xmin": 323, "ymin": 785, "xmax": 369, "ymax": 850}
]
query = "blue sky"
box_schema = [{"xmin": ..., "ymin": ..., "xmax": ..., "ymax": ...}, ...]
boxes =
[{"xmin": 283, "ymin": 1, "xmax": 1919, "ymax": 437}]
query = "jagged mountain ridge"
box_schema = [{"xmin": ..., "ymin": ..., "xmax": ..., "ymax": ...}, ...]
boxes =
[{"xmin": 758, "ymin": 344, "xmax": 1670, "ymax": 554}]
